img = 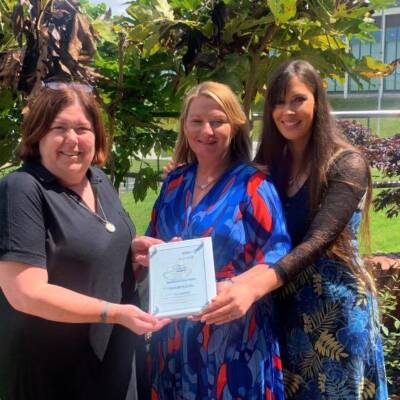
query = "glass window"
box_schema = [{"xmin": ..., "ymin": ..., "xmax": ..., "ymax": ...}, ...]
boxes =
[
  {"xmin": 327, "ymin": 79, "xmax": 336, "ymax": 92},
  {"xmin": 384, "ymin": 73, "xmax": 395, "ymax": 90}
]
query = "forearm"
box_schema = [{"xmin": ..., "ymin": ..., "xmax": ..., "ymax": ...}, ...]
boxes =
[
  {"xmin": 276, "ymin": 151, "xmax": 369, "ymax": 283},
  {"xmin": 1, "ymin": 262, "xmax": 119, "ymax": 325},
  {"xmin": 231, "ymin": 264, "xmax": 284, "ymax": 299},
  {"xmin": 19, "ymin": 282, "xmax": 118, "ymax": 324}
]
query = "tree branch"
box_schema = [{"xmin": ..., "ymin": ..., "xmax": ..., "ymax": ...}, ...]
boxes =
[{"xmin": 242, "ymin": 24, "xmax": 276, "ymax": 119}]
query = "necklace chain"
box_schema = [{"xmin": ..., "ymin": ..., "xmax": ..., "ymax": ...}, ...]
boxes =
[
  {"xmin": 195, "ymin": 179, "xmax": 217, "ymax": 191},
  {"xmin": 64, "ymin": 192, "xmax": 116, "ymax": 233}
]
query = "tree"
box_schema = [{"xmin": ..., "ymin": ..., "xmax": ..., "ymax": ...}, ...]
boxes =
[
  {"xmin": 1, "ymin": 0, "xmax": 398, "ymax": 202},
  {"xmin": 0, "ymin": 0, "xmax": 21, "ymax": 167},
  {"xmin": 125, "ymin": 0, "xmax": 396, "ymax": 118},
  {"xmin": 0, "ymin": 0, "xmax": 177, "ymax": 198},
  {"xmin": 0, "ymin": 0, "xmax": 99, "ymax": 170}
]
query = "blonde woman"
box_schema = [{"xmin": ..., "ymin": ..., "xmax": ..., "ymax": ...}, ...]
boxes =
[{"xmin": 134, "ymin": 81, "xmax": 291, "ymax": 399}]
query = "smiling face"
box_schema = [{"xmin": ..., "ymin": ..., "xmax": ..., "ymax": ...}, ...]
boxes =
[
  {"xmin": 184, "ymin": 95, "xmax": 233, "ymax": 165},
  {"xmin": 39, "ymin": 101, "xmax": 95, "ymax": 186},
  {"xmin": 272, "ymin": 76, "xmax": 315, "ymax": 148}
]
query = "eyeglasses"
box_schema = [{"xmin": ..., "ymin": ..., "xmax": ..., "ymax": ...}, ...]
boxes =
[{"xmin": 43, "ymin": 81, "xmax": 94, "ymax": 93}]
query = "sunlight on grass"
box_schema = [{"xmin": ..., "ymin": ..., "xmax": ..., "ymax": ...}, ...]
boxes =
[{"xmin": 120, "ymin": 186, "xmax": 400, "ymax": 254}]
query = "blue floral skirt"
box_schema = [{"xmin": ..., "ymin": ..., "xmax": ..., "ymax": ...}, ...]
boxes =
[{"xmin": 276, "ymin": 258, "xmax": 388, "ymax": 400}]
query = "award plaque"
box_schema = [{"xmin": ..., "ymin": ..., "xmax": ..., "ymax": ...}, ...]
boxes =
[{"xmin": 149, "ymin": 237, "xmax": 217, "ymax": 318}]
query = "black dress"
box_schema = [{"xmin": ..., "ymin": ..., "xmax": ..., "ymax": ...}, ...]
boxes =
[{"xmin": 0, "ymin": 161, "xmax": 148, "ymax": 400}]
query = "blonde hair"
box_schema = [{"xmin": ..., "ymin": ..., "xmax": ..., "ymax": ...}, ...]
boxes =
[{"xmin": 174, "ymin": 81, "xmax": 251, "ymax": 164}]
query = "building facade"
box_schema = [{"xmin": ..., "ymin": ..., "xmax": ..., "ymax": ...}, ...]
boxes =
[{"xmin": 327, "ymin": 1, "xmax": 400, "ymax": 95}]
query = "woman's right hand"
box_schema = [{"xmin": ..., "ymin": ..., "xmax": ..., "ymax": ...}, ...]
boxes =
[
  {"xmin": 132, "ymin": 236, "xmax": 165, "ymax": 267},
  {"xmin": 111, "ymin": 303, "xmax": 170, "ymax": 335}
]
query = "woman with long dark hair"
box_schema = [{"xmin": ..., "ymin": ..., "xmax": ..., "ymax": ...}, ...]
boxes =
[{"xmin": 252, "ymin": 59, "xmax": 387, "ymax": 399}]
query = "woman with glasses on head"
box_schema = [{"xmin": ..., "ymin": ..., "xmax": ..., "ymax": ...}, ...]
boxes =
[
  {"xmin": 0, "ymin": 84, "xmax": 168, "ymax": 400},
  {"xmin": 133, "ymin": 81, "xmax": 291, "ymax": 400}
]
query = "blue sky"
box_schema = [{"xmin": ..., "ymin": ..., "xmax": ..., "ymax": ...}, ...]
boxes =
[{"xmin": 91, "ymin": 0, "xmax": 128, "ymax": 15}]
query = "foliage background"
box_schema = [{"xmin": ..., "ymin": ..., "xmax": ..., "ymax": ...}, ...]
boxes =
[{"xmin": 0, "ymin": 0, "xmax": 400, "ymax": 396}]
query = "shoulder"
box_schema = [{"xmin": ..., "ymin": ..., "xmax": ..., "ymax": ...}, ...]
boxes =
[
  {"xmin": 0, "ymin": 169, "xmax": 45, "ymax": 218},
  {"xmin": 230, "ymin": 162, "xmax": 268, "ymax": 181},
  {"xmin": 89, "ymin": 166, "xmax": 117, "ymax": 191},
  {"xmin": 90, "ymin": 166, "xmax": 111, "ymax": 183},
  {"xmin": 167, "ymin": 163, "xmax": 193, "ymax": 180},
  {"xmin": 0, "ymin": 168, "xmax": 42, "ymax": 197},
  {"xmin": 331, "ymin": 149, "xmax": 368, "ymax": 169},
  {"xmin": 328, "ymin": 149, "xmax": 369, "ymax": 183},
  {"xmin": 162, "ymin": 163, "xmax": 194, "ymax": 190},
  {"xmin": 231, "ymin": 163, "xmax": 279, "ymax": 200}
]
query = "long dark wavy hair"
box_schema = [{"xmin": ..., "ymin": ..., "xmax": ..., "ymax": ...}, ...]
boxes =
[{"xmin": 254, "ymin": 60, "xmax": 373, "ymax": 288}]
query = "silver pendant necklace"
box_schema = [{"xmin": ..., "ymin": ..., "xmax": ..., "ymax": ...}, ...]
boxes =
[
  {"xmin": 97, "ymin": 199, "xmax": 116, "ymax": 233},
  {"xmin": 64, "ymin": 192, "xmax": 116, "ymax": 233},
  {"xmin": 195, "ymin": 180, "xmax": 216, "ymax": 191}
]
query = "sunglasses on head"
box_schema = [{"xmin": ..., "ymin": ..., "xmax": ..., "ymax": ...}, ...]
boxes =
[{"xmin": 43, "ymin": 81, "xmax": 94, "ymax": 93}]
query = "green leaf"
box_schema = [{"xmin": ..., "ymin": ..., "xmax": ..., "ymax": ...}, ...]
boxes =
[
  {"xmin": 309, "ymin": 35, "xmax": 348, "ymax": 51},
  {"xmin": 0, "ymin": 89, "xmax": 14, "ymax": 110},
  {"xmin": 358, "ymin": 21, "xmax": 379, "ymax": 33},
  {"xmin": 169, "ymin": 0, "xmax": 202, "ymax": 10},
  {"xmin": 92, "ymin": 19, "xmax": 117, "ymax": 43},
  {"xmin": 127, "ymin": 4, "xmax": 155, "ymax": 22},
  {"xmin": 267, "ymin": 0, "xmax": 296, "ymax": 24},
  {"xmin": 381, "ymin": 325, "xmax": 389, "ymax": 336},
  {"xmin": 131, "ymin": 167, "xmax": 159, "ymax": 202},
  {"xmin": 143, "ymin": 33, "xmax": 161, "ymax": 57},
  {"xmin": 128, "ymin": 24, "xmax": 154, "ymax": 42},
  {"xmin": 368, "ymin": 0, "xmax": 396, "ymax": 11},
  {"xmin": 154, "ymin": 0, "xmax": 174, "ymax": 20},
  {"xmin": 357, "ymin": 55, "xmax": 393, "ymax": 77}
]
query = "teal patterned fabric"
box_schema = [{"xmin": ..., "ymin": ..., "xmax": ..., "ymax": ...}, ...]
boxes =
[
  {"xmin": 277, "ymin": 259, "xmax": 387, "ymax": 399},
  {"xmin": 276, "ymin": 153, "xmax": 388, "ymax": 400}
]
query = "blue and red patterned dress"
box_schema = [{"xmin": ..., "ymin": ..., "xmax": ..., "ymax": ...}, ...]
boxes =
[{"xmin": 146, "ymin": 162, "xmax": 291, "ymax": 400}]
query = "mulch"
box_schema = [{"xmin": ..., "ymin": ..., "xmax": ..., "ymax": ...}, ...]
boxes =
[{"xmin": 364, "ymin": 253, "xmax": 400, "ymax": 270}]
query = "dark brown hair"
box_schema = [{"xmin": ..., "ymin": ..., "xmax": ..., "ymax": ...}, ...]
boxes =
[
  {"xmin": 18, "ymin": 86, "xmax": 108, "ymax": 166},
  {"xmin": 254, "ymin": 59, "xmax": 373, "ymax": 287},
  {"xmin": 174, "ymin": 81, "xmax": 251, "ymax": 164}
]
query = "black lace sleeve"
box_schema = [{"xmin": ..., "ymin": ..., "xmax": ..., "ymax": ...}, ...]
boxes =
[{"xmin": 274, "ymin": 151, "xmax": 369, "ymax": 283}]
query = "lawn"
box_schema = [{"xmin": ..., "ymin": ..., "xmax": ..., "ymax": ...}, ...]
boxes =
[{"xmin": 120, "ymin": 187, "xmax": 400, "ymax": 254}]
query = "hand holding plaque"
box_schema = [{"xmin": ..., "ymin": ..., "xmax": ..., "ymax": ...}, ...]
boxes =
[{"xmin": 149, "ymin": 237, "xmax": 217, "ymax": 318}]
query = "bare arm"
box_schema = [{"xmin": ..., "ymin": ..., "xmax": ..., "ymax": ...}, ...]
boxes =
[
  {"xmin": 197, "ymin": 264, "xmax": 283, "ymax": 325},
  {"xmin": 0, "ymin": 261, "xmax": 169, "ymax": 335}
]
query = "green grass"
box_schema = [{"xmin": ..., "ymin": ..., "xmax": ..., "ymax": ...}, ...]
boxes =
[
  {"xmin": 329, "ymin": 95, "xmax": 400, "ymax": 138},
  {"xmin": 121, "ymin": 186, "xmax": 400, "ymax": 254},
  {"xmin": 328, "ymin": 95, "xmax": 400, "ymax": 111},
  {"xmin": 369, "ymin": 201, "xmax": 400, "ymax": 253},
  {"xmin": 121, "ymin": 189, "xmax": 159, "ymax": 235},
  {"xmin": 129, "ymin": 158, "xmax": 170, "ymax": 174}
]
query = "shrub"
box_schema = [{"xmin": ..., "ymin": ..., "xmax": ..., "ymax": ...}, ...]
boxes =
[
  {"xmin": 374, "ymin": 262, "xmax": 400, "ymax": 397},
  {"xmin": 336, "ymin": 119, "xmax": 372, "ymax": 145},
  {"xmin": 338, "ymin": 119, "xmax": 400, "ymax": 218}
]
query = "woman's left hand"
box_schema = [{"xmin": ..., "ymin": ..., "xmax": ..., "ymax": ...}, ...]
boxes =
[
  {"xmin": 197, "ymin": 280, "xmax": 258, "ymax": 325},
  {"xmin": 132, "ymin": 236, "xmax": 165, "ymax": 267}
]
